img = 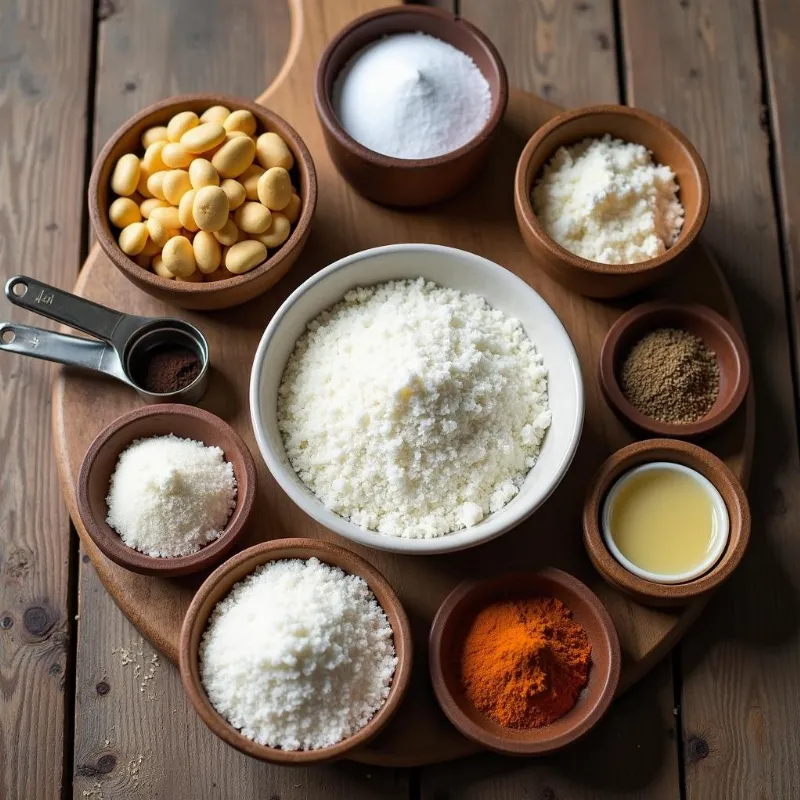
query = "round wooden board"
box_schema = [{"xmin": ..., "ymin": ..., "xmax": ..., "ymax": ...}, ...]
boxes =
[{"xmin": 52, "ymin": 0, "xmax": 753, "ymax": 767}]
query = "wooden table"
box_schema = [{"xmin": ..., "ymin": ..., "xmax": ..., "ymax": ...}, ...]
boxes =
[{"xmin": 1, "ymin": 0, "xmax": 799, "ymax": 797}]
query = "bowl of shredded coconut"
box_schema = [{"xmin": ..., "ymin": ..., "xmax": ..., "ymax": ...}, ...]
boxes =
[
  {"xmin": 250, "ymin": 244, "xmax": 584, "ymax": 554},
  {"xmin": 514, "ymin": 104, "xmax": 710, "ymax": 299},
  {"xmin": 179, "ymin": 538, "xmax": 412, "ymax": 763}
]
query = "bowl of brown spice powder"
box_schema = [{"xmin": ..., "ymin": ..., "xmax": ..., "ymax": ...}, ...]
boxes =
[{"xmin": 599, "ymin": 301, "xmax": 750, "ymax": 438}]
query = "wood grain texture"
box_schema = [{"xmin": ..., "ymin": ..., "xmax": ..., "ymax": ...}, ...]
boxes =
[
  {"xmin": 0, "ymin": 1, "xmax": 93, "ymax": 798},
  {"xmin": 55, "ymin": 0, "xmax": 753, "ymax": 769},
  {"xmin": 620, "ymin": 0, "xmax": 800, "ymax": 797},
  {"xmin": 74, "ymin": 559, "xmax": 409, "ymax": 799}
]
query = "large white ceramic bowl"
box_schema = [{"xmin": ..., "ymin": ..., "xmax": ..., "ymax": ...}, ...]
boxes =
[{"xmin": 250, "ymin": 244, "xmax": 584, "ymax": 554}]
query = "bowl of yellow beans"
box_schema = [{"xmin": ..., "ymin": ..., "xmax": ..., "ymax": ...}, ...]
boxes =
[{"xmin": 89, "ymin": 94, "xmax": 317, "ymax": 310}]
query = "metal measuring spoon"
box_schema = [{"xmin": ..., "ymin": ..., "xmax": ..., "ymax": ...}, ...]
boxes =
[{"xmin": 0, "ymin": 275, "xmax": 209, "ymax": 404}]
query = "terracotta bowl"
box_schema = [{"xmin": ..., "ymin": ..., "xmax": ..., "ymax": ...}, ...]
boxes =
[
  {"xmin": 583, "ymin": 439, "xmax": 751, "ymax": 607},
  {"xmin": 514, "ymin": 105, "xmax": 710, "ymax": 298},
  {"xmin": 314, "ymin": 5, "xmax": 508, "ymax": 207},
  {"xmin": 429, "ymin": 568, "xmax": 620, "ymax": 755},
  {"xmin": 179, "ymin": 538, "xmax": 413, "ymax": 764},
  {"xmin": 599, "ymin": 301, "xmax": 750, "ymax": 438},
  {"xmin": 76, "ymin": 404, "xmax": 256, "ymax": 577},
  {"xmin": 89, "ymin": 94, "xmax": 317, "ymax": 311}
]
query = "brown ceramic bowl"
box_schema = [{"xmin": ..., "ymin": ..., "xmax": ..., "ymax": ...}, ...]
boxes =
[
  {"xmin": 77, "ymin": 404, "xmax": 256, "ymax": 577},
  {"xmin": 599, "ymin": 301, "xmax": 750, "ymax": 438},
  {"xmin": 89, "ymin": 94, "xmax": 317, "ymax": 311},
  {"xmin": 583, "ymin": 439, "xmax": 751, "ymax": 607},
  {"xmin": 179, "ymin": 538, "xmax": 413, "ymax": 764},
  {"xmin": 429, "ymin": 568, "xmax": 620, "ymax": 755},
  {"xmin": 314, "ymin": 5, "xmax": 508, "ymax": 207},
  {"xmin": 514, "ymin": 105, "xmax": 710, "ymax": 298}
]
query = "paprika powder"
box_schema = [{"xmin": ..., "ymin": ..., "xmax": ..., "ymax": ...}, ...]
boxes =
[{"xmin": 459, "ymin": 595, "xmax": 591, "ymax": 728}]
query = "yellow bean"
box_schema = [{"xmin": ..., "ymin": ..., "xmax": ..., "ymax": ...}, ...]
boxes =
[
  {"xmin": 118, "ymin": 222, "xmax": 149, "ymax": 255},
  {"xmin": 148, "ymin": 205, "xmax": 181, "ymax": 230},
  {"xmin": 219, "ymin": 178, "xmax": 246, "ymax": 210},
  {"xmin": 145, "ymin": 216, "xmax": 171, "ymax": 248},
  {"xmin": 225, "ymin": 240, "xmax": 267, "ymax": 274},
  {"xmin": 193, "ymin": 231, "xmax": 222, "ymax": 273},
  {"xmin": 167, "ymin": 111, "xmax": 199, "ymax": 142},
  {"xmin": 283, "ymin": 193, "xmax": 302, "ymax": 224},
  {"xmin": 178, "ymin": 189, "xmax": 199, "ymax": 232},
  {"xmin": 211, "ymin": 135, "xmax": 256, "ymax": 178},
  {"xmin": 256, "ymin": 167, "xmax": 291, "ymax": 211},
  {"xmin": 136, "ymin": 162, "xmax": 153, "ymax": 198},
  {"xmin": 177, "ymin": 270, "xmax": 203, "ymax": 283},
  {"xmin": 161, "ymin": 142, "xmax": 193, "ymax": 169},
  {"xmin": 256, "ymin": 132, "xmax": 294, "ymax": 170},
  {"xmin": 213, "ymin": 218, "xmax": 240, "ymax": 246},
  {"xmin": 161, "ymin": 235, "xmax": 196, "ymax": 277},
  {"xmin": 189, "ymin": 158, "xmax": 219, "ymax": 189},
  {"xmin": 253, "ymin": 212, "xmax": 291, "ymax": 248},
  {"xmin": 223, "ymin": 109, "xmax": 257, "ymax": 136},
  {"xmin": 143, "ymin": 140, "xmax": 168, "ymax": 173},
  {"xmin": 239, "ymin": 164, "xmax": 265, "ymax": 201},
  {"xmin": 192, "ymin": 185, "xmax": 230, "ymax": 232},
  {"xmin": 109, "ymin": 197, "xmax": 141, "ymax": 228},
  {"xmin": 146, "ymin": 170, "xmax": 168, "ymax": 200},
  {"xmin": 141, "ymin": 237, "xmax": 161, "ymax": 257},
  {"xmin": 141, "ymin": 125, "xmax": 168, "ymax": 149},
  {"xmin": 234, "ymin": 201, "xmax": 272, "ymax": 234},
  {"xmin": 200, "ymin": 105, "xmax": 231, "ymax": 124},
  {"xmin": 163, "ymin": 169, "xmax": 192, "ymax": 205},
  {"xmin": 152, "ymin": 254, "xmax": 174, "ymax": 279},
  {"xmin": 181, "ymin": 122, "xmax": 226, "ymax": 154},
  {"xmin": 140, "ymin": 198, "xmax": 170, "ymax": 218},
  {"xmin": 110, "ymin": 154, "xmax": 140, "ymax": 196}
]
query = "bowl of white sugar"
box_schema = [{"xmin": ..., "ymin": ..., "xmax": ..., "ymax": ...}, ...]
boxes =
[
  {"xmin": 179, "ymin": 538, "xmax": 412, "ymax": 763},
  {"xmin": 514, "ymin": 104, "xmax": 710, "ymax": 299},
  {"xmin": 250, "ymin": 244, "xmax": 584, "ymax": 555},
  {"xmin": 314, "ymin": 5, "xmax": 508, "ymax": 207}
]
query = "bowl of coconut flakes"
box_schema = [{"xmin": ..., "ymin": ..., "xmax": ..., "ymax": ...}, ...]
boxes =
[{"xmin": 250, "ymin": 244, "xmax": 584, "ymax": 555}]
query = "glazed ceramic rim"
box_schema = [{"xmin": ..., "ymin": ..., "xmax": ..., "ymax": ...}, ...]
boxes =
[
  {"xmin": 314, "ymin": 5, "xmax": 509, "ymax": 169},
  {"xmin": 601, "ymin": 461, "xmax": 730, "ymax": 584},
  {"xmin": 249, "ymin": 243, "xmax": 585, "ymax": 555},
  {"xmin": 514, "ymin": 104, "xmax": 710, "ymax": 276}
]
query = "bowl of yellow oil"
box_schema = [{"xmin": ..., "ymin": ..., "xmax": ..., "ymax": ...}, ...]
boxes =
[{"xmin": 601, "ymin": 462, "xmax": 729, "ymax": 584}]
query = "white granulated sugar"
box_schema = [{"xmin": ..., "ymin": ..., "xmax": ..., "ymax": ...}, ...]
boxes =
[
  {"xmin": 278, "ymin": 278, "xmax": 551, "ymax": 538},
  {"xmin": 532, "ymin": 134, "xmax": 684, "ymax": 264},
  {"xmin": 199, "ymin": 557, "xmax": 396, "ymax": 751},
  {"xmin": 106, "ymin": 435, "xmax": 236, "ymax": 557},
  {"xmin": 332, "ymin": 32, "xmax": 492, "ymax": 159}
]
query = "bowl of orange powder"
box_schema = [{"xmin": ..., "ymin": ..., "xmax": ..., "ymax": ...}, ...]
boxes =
[{"xmin": 428, "ymin": 567, "xmax": 621, "ymax": 755}]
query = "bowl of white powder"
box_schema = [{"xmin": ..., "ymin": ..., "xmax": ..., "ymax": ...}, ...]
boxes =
[
  {"xmin": 514, "ymin": 104, "xmax": 710, "ymax": 298},
  {"xmin": 314, "ymin": 5, "xmax": 508, "ymax": 207},
  {"xmin": 179, "ymin": 538, "xmax": 412, "ymax": 763},
  {"xmin": 250, "ymin": 244, "xmax": 584, "ymax": 554}
]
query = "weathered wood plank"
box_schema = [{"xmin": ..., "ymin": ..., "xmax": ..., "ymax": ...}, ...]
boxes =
[
  {"xmin": 422, "ymin": 2, "xmax": 679, "ymax": 797},
  {"xmin": 0, "ymin": 0, "xmax": 93, "ymax": 797},
  {"xmin": 620, "ymin": 1, "xmax": 800, "ymax": 797}
]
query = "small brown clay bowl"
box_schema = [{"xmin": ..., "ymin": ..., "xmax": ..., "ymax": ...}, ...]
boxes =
[
  {"xmin": 77, "ymin": 404, "xmax": 256, "ymax": 577},
  {"xmin": 314, "ymin": 5, "xmax": 508, "ymax": 207},
  {"xmin": 429, "ymin": 568, "xmax": 620, "ymax": 755},
  {"xmin": 179, "ymin": 538, "xmax": 413, "ymax": 764},
  {"xmin": 89, "ymin": 94, "xmax": 317, "ymax": 311},
  {"xmin": 514, "ymin": 105, "xmax": 710, "ymax": 298},
  {"xmin": 599, "ymin": 301, "xmax": 750, "ymax": 438},
  {"xmin": 583, "ymin": 439, "xmax": 751, "ymax": 607}
]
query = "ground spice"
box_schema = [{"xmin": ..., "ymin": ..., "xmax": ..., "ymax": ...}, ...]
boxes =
[
  {"xmin": 137, "ymin": 343, "xmax": 201, "ymax": 394},
  {"xmin": 459, "ymin": 596, "xmax": 591, "ymax": 729},
  {"xmin": 620, "ymin": 327, "xmax": 719, "ymax": 424}
]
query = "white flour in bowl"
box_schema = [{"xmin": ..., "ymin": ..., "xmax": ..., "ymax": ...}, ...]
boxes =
[{"xmin": 277, "ymin": 278, "xmax": 551, "ymax": 538}]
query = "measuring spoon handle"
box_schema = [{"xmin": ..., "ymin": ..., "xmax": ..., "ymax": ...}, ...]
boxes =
[
  {"xmin": 0, "ymin": 322, "xmax": 128, "ymax": 381},
  {"xmin": 5, "ymin": 276, "xmax": 131, "ymax": 343}
]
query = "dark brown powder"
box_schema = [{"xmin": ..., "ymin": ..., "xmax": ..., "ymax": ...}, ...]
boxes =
[
  {"xmin": 139, "ymin": 344, "xmax": 201, "ymax": 394},
  {"xmin": 620, "ymin": 327, "xmax": 719, "ymax": 424}
]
